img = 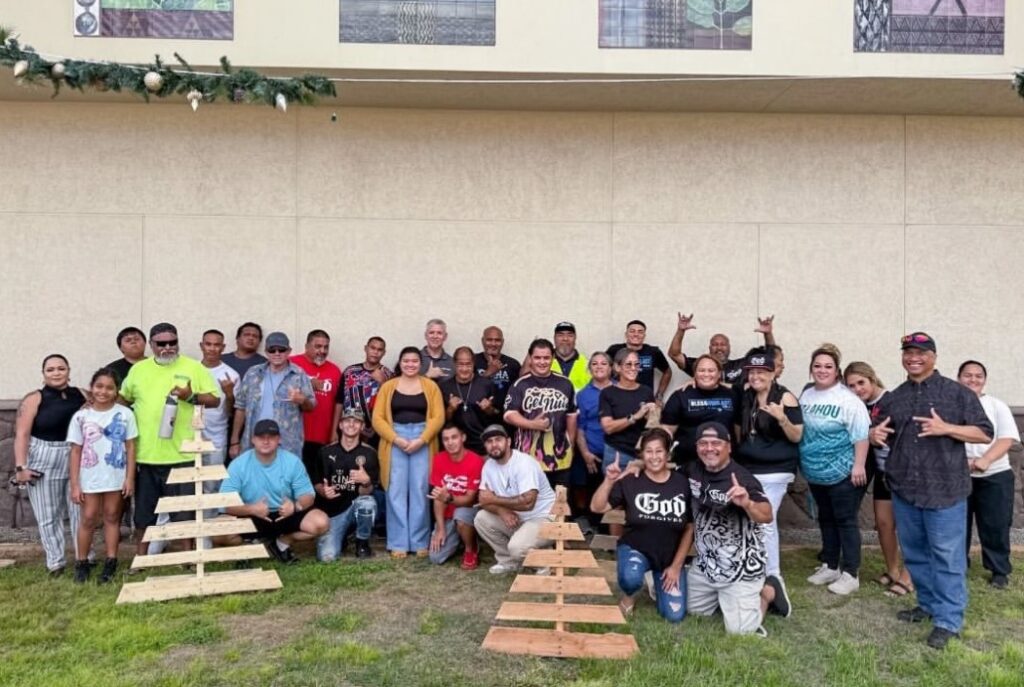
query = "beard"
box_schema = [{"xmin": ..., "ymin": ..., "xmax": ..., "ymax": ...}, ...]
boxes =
[{"xmin": 154, "ymin": 352, "xmax": 179, "ymax": 366}]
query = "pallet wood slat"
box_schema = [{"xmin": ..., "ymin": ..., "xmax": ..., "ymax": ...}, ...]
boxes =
[
  {"xmin": 153, "ymin": 492, "xmax": 242, "ymax": 514},
  {"xmin": 508, "ymin": 575, "xmax": 612, "ymax": 596},
  {"xmin": 538, "ymin": 521, "xmax": 585, "ymax": 541},
  {"xmin": 589, "ymin": 534, "xmax": 619, "ymax": 552},
  {"xmin": 130, "ymin": 543, "xmax": 269, "ymax": 569},
  {"xmin": 483, "ymin": 627, "xmax": 638, "ymax": 659},
  {"xmin": 496, "ymin": 601, "xmax": 626, "ymax": 624},
  {"xmin": 141, "ymin": 517, "xmax": 256, "ymax": 542},
  {"xmin": 166, "ymin": 465, "xmax": 229, "ymax": 484},
  {"xmin": 116, "ymin": 569, "xmax": 282, "ymax": 604},
  {"xmin": 600, "ymin": 509, "xmax": 625, "ymax": 525},
  {"xmin": 522, "ymin": 549, "xmax": 600, "ymax": 569}
]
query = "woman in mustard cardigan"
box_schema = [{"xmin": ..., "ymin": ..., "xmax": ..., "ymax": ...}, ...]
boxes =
[{"xmin": 372, "ymin": 346, "xmax": 445, "ymax": 557}]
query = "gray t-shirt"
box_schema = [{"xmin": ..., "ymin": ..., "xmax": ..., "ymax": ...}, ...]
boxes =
[{"xmin": 419, "ymin": 347, "xmax": 454, "ymax": 382}]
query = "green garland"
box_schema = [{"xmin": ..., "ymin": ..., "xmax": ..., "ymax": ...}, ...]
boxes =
[{"xmin": 0, "ymin": 25, "xmax": 335, "ymax": 108}]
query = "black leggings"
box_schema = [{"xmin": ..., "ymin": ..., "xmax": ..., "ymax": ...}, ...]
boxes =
[{"xmin": 810, "ymin": 478, "xmax": 867, "ymax": 576}]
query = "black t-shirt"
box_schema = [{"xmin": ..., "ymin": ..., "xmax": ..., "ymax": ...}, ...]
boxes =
[
  {"xmin": 598, "ymin": 384, "xmax": 656, "ymax": 455},
  {"xmin": 683, "ymin": 356, "xmax": 745, "ymax": 385},
  {"xmin": 222, "ymin": 352, "xmax": 267, "ymax": 381},
  {"xmin": 606, "ymin": 343, "xmax": 669, "ymax": 391},
  {"xmin": 735, "ymin": 384, "xmax": 803, "ymax": 475},
  {"xmin": 106, "ymin": 358, "xmax": 135, "ymax": 388},
  {"xmin": 312, "ymin": 443, "xmax": 380, "ymax": 517},
  {"xmin": 685, "ymin": 460, "xmax": 768, "ymax": 583},
  {"xmin": 473, "ymin": 353, "xmax": 521, "ymax": 410},
  {"xmin": 609, "ymin": 471, "xmax": 690, "ymax": 571},
  {"xmin": 503, "ymin": 373, "xmax": 578, "ymax": 472},
  {"xmin": 440, "ymin": 376, "xmax": 497, "ymax": 453},
  {"xmin": 661, "ymin": 385, "xmax": 737, "ymax": 463}
]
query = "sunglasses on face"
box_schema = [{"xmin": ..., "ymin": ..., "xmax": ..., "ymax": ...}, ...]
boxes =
[
  {"xmin": 153, "ymin": 340, "xmax": 178, "ymax": 348},
  {"xmin": 267, "ymin": 347, "xmax": 289, "ymax": 354},
  {"xmin": 901, "ymin": 334, "xmax": 932, "ymax": 344}
]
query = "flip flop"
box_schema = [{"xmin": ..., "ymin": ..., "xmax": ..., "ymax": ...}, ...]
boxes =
[
  {"xmin": 884, "ymin": 581, "xmax": 914, "ymax": 598},
  {"xmin": 875, "ymin": 573, "xmax": 894, "ymax": 587},
  {"xmin": 618, "ymin": 597, "xmax": 636, "ymax": 617}
]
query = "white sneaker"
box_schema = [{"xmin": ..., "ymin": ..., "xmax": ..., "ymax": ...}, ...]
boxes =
[
  {"xmin": 827, "ymin": 572, "xmax": 860, "ymax": 596},
  {"xmin": 644, "ymin": 571, "xmax": 656, "ymax": 600},
  {"xmin": 489, "ymin": 562, "xmax": 519, "ymax": 575},
  {"xmin": 807, "ymin": 564, "xmax": 842, "ymax": 586}
]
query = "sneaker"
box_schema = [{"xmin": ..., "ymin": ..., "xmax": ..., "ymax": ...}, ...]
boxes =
[
  {"xmin": 644, "ymin": 570, "xmax": 656, "ymax": 601},
  {"xmin": 460, "ymin": 549, "xmax": 479, "ymax": 571},
  {"xmin": 827, "ymin": 572, "xmax": 860, "ymax": 596},
  {"xmin": 73, "ymin": 560, "xmax": 91, "ymax": 584},
  {"xmin": 765, "ymin": 575, "xmax": 791, "ymax": 617},
  {"xmin": 534, "ymin": 567, "xmax": 551, "ymax": 576},
  {"xmin": 807, "ymin": 564, "xmax": 842, "ymax": 586},
  {"xmin": 355, "ymin": 539, "xmax": 374, "ymax": 560},
  {"xmin": 98, "ymin": 558, "xmax": 118, "ymax": 584},
  {"xmin": 754, "ymin": 625, "xmax": 769, "ymax": 638},
  {"xmin": 897, "ymin": 606, "xmax": 931, "ymax": 623},
  {"xmin": 264, "ymin": 539, "xmax": 298, "ymax": 565},
  {"xmin": 990, "ymin": 574, "xmax": 1009, "ymax": 589},
  {"xmin": 926, "ymin": 627, "xmax": 959, "ymax": 650},
  {"xmin": 48, "ymin": 566, "xmax": 66, "ymax": 579},
  {"xmin": 488, "ymin": 562, "xmax": 519, "ymax": 575}
]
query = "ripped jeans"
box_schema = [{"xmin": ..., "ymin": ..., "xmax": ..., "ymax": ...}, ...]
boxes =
[{"xmin": 616, "ymin": 542, "xmax": 687, "ymax": 623}]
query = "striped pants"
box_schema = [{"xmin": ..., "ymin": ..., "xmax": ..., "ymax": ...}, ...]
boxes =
[{"xmin": 26, "ymin": 438, "xmax": 81, "ymax": 571}]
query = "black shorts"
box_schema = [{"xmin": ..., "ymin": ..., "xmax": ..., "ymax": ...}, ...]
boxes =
[
  {"xmin": 873, "ymin": 471, "xmax": 892, "ymax": 501},
  {"xmin": 247, "ymin": 509, "xmax": 309, "ymax": 540},
  {"xmin": 134, "ymin": 462, "xmax": 195, "ymax": 529}
]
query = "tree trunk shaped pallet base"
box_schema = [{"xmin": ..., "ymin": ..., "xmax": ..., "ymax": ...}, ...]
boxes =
[
  {"xmin": 482, "ymin": 487, "xmax": 639, "ymax": 659},
  {"xmin": 116, "ymin": 407, "xmax": 282, "ymax": 604}
]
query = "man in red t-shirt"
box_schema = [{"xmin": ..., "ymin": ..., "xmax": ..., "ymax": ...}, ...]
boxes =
[
  {"xmin": 429, "ymin": 423, "xmax": 485, "ymax": 569},
  {"xmin": 290, "ymin": 329, "xmax": 342, "ymax": 478}
]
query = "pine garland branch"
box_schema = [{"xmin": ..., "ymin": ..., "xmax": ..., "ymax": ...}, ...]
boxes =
[{"xmin": 0, "ymin": 25, "xmax": 336, "ymax": 109}]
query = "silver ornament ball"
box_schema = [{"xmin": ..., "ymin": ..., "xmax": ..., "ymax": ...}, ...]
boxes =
[
  {"xmin": 143, "ymin": 71, "xmax": 163, "ymax": 93},
  {"xmin": 51, "ymin": 63, "xmax": 66, "ymax": 79}
]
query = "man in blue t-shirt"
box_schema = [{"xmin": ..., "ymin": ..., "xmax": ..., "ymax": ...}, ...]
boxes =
[{"xmin": 220, "ymin": 419, "xmax": 329, "ymax": 564}]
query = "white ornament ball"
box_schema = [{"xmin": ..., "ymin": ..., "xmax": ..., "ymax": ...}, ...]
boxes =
[
  {"xmin": 13, "ymin": 60, "xmax": 28, "ymax": 78},
  {"xmin": 187, "ymin": 88, "xmax": 202, "ymax": 112},
  {"xmin": 275, "ymin": 92, "xmax": 287, "ymax": 113},
  {"xmin": 143, "ymin": 71, "xmax": 163, "ymax": 93},
  {"xmin": 51, "ymin": 62, "xmax": 66, "ymax": 79}
]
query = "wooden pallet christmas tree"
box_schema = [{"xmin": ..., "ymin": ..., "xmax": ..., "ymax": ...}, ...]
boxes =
[
  {"xmin": 117, "ymin": 406, "xmax": 282, "ymax": 604},
  {"xmin": 482, "ymin": 486, "xmax": 639, "ymax": 659}
]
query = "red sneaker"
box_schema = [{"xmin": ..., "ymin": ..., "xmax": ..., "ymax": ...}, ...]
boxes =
[{"xmin": 460, "ymin": 549, "xmax": 479, "ymax": 571}]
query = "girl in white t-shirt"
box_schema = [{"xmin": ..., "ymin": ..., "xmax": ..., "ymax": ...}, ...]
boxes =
[
  {"xmin": 958, "ymin": 360, "xmax": 1020, "ymax": 589},
  {"xmin": 68, "ymin": 367, "xmax": 138, "ymax": 584}
]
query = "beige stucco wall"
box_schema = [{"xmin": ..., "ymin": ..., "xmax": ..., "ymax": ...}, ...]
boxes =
[
  {"xmin": 2, "ymin": 0, "xmax": 1022, "ymax": 78},
  {"xmin": 1, "ymin": 100, "xmax": 1023, "ymax": 403}
]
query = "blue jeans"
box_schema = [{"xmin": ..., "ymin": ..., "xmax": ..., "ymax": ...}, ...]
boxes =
[
  {"xmin": 616, "ymin": 543, "xmax": 686, "ymax": 623},
  {"xmin": 428, "ymin": 506, "xmax": 477, "ymax": 565},
  {"xmin": 387, "ymin": 422, "xmax": 431, "ymax": 553},
  {"xmin": 892, "ymin": 493, "xmax": 968, "ymax": 633},
  {"xmin": 317, "ymin": 495, "xmax": 377, "ymax": 562},
  {"xmin": 602, "ymin": 445, "xmax": 634, "ymax": 473}
]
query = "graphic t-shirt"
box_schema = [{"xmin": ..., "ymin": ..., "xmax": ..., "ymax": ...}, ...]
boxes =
[
  {"xmin": 661, "ymin": 385, "xmax": 737, "ymax": 463},
  {"xmin": 686, "ymin": 460, "xmax": 768, "ymax": 583},
  {"xmin": 609, "ymin": 471, "xmax": 690, "ymax": 570},
  {"xmin": 202, "ymin": 361, "xmax": 239, "ymax": 448},
  {"xmin": 340, "ymin": 363, "xmax": 394, "ymax": 443},
  {"xmin": 503, "ymin": 373, "xmax": 577, "ymax": 472},
  {"xmin": 220, "ymin": 448, "xmax": 314, "ymax": 511},
  {"xmin": 430, "ymin": 449, "xmax": 484, "ymax": 520},
  {"xmin": 606, "ymin": 343, "xmax": 670, "ymax": 391},
  {"xmin": 67, "ymin": 404, "xmax": 139, "ymax": 493},
  {"xmin": 120, "ymin": 355, "xmax": 220, "ymax": 465},
  {"xmin": 222, "ymin": 352, "xmax": 267, "ymax": 381},
  {"xmin": 439, "ymin": 377, "xmax": 497, "ymax": 454},
  {"xmin": 289, "ymin": 355, "xmax": 342, "ymax": 444},
  {"xmin": 598, "ymin": 384, "xmax": 656, "ymax": 455},
  {"xmin": 480, "ymin": 449, "xmax": 556, "ymax": 521},
  {"xmin": 311, "ymin": 442, "xmax": 380, "ymax": 517},
  {"xmin": 474, "ymin": 353, "xmax": 522, "ymax": 410},
  {"xmin": 799, "ymin": 384, "xmax": 870, "ymax": 485}
]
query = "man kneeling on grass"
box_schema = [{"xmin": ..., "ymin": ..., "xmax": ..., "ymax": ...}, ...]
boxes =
[
  {"xmin": 219, "ymin": 419, "xmax": 329, "ymax": 564},
  {"xmin": 313, "ymin": 408, "xmax": 379, "ymax": 561},
  {"xmin": 686, "ymin": 422, "xmax": 788, "ymax": 635},
  {"xmin": 428, "ymin": 423, "xmax": 484, "ymax": 569},
  {"xmin": 474, "ymin": 424, "xmax": 556, "ymax": 574}
]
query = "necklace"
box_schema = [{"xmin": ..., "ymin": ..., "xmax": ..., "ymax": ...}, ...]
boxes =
[{"xmin": 455, "ymin": 378, "xmax": 475, "ymax": 412}]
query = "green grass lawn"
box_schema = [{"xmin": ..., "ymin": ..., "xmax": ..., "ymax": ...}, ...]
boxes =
[{"xmin": 1, "ymin": 548, "xmax": 1022, "ymax": 687}]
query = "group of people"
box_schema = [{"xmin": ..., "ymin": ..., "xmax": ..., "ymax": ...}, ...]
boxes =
[{"xmin": 11, "ymin": 315, "xmax": 1016, "ymax": 650}]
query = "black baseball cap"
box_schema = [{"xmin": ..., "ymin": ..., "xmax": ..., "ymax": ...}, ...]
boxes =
[
  {"xmin": 695, "ymin": 421, "xmax": 730, "ymax": 441},
  {"xmin": 743, "ymin": 351, "xmax": 776, "ymax": 371},
  {"xmin": 554, "ymin": 322, "xmax": 576, "ymax": 334},
  {"xmin": 900, "ymin": 332, "xmax": 936, "ymax": 353},
  {"xmin": 481, "ymin": 424, "xmax": 509, "ymax": 441},
  {"xmin": 252, "ymin": 419, "xmax": 281, "ymax": 436}
]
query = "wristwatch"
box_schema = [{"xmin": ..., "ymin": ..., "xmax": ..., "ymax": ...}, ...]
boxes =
[{"xmin": 15, "ymin": 465, "xmax": 28, "ymax": 472}]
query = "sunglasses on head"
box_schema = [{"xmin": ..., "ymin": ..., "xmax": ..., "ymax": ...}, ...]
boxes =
[
  {"xmin": 153, "ymin": 339, "xmax": 178, "ymax": 348},
  {"xmin": 267, "ymin": 347, "xmax": 288, "ymax": 354},
  {"xmin": 901, "ymin": 334, "xmax": 932, "ymax": 344}
]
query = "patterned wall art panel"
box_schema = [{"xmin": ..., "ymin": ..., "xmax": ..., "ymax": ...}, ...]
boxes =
[
  {"xmin": 73, "ymin": 0, "xmax": 234, "ymax": 39},
  {"xmin": 599, "ymin": 0, "xmax": 753, "ymax": 50},
  {"xmin": 854, "ymin": 0, "xmax": 1004, "ymax": 54},
  {"xmin": 340, "ymin": 0, "xmax": 496, "ymax": 46}
]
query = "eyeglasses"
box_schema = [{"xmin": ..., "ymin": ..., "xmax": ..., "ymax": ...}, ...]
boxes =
[
  {"xmin": 622, "ymin": 362, "xmax": 642, "ymax": 369},
  {"xmin": 153, "ymin": 339, "xmax": 178, "ymax": 348},
  {"xmin": 267, "ymin": 347, "xmax": 289, "ymax": 354},
  {"xmin": 901, "ymin": 334, "xmax": 932, "ymax": 344}
]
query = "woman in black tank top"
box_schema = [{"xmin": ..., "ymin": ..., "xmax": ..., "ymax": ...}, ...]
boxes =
[{"xmin": 13, "ymin": 354, "xmax": 89, "ymax": 575}]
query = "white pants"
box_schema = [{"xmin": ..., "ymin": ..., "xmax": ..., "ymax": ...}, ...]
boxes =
[
  {"xmin": 687, "ymin": 568, "xmax": 764, "ymax": 635},
  {"xmin": 754, "ymin": 472, "xmax": 795, "ymax": 577},
  {"xmin": 474, "ymin": 510, "xmax": 552, "ymax": 566}
]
